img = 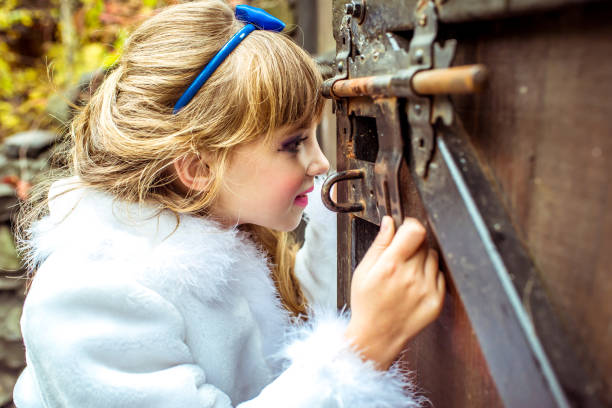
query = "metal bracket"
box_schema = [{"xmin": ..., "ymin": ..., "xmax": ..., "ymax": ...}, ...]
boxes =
[
  {"xmin": 431, "ymin": 39, "xmax": 457, "ymax": 126},
  {"xmin": 322, "ymin": 14, "xmax": 352, "ymax": 100},
  {"xmin": 405, "ymin": 1, "xmax": 457, "ymax": 177},
  {"xmin": 405, "ymin": 1, "xmax": 437, "ymax": 178},
  {"xmin": 322, "ymin": 1, "xmax": 460, "ymax": 226},
  {"xmin": 373, "ymin": 98, "xmax": 404, "ymax": 227}
]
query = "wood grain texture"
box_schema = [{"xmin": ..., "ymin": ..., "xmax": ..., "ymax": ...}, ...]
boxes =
[
  {"xmin": 334, "ymin": 1, "xmax": 611, "ymax": 405},
  {"xmin": 399, "ymin": 162, "xmax": 505, "ymax": 408},
  {"xmin": 450, "ymin": 2, "xmax": 612, "ymax": 403}
]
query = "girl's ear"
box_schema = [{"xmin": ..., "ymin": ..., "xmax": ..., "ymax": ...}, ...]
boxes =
[{"xmin": 173, "ymin": 154, "xmax": 211, "ymax": 192}]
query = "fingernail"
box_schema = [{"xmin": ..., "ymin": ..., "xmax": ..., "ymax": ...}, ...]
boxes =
[{"xmin": 380, "ymin": 216, "xmax": 390, "ymax": 232}]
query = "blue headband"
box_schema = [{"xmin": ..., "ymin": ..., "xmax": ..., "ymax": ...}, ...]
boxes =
[{"xmin": 173, "ymin": 5, "xmax": 285, "ymax": 114}]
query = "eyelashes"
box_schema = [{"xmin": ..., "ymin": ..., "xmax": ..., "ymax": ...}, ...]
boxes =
[{"xmin": 279, "ymin": 135, "xmax": 309, "ymax": 154}]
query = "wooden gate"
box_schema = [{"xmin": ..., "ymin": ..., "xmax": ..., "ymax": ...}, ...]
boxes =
[{"xmin": 320, "ymin": 1, "xmax": 611, "ymax": 406}]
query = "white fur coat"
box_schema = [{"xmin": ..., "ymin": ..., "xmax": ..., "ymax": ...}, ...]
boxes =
[{"xmin": 13, "ymin": 178, "xmax": 423, "ymax": 407}]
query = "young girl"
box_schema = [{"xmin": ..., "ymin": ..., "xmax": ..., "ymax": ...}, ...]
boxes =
[{"xmin": 13, "ymin": 1, "xmax": 445, "ymax": 407}]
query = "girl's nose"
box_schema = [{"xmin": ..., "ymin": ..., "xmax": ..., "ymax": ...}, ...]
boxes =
[{"xmin": 307, "ymin": 140, "xmax": 330, "ymax": 176}]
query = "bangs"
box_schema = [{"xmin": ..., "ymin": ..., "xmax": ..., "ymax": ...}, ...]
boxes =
[{"xmin": 228, "ymin": 31, "xmax": 325, "ymax": 142}]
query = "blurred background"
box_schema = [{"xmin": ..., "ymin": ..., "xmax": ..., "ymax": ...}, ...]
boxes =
[{"xmin": 0, "ymin": 0, "xmax": 334, "ymax": 406}]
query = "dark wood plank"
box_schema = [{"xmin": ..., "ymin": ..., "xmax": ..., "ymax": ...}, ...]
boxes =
[
  {"xmin": 399, "ymin": 162, "xmax": 505, "ymax": 408},
  {"xmin": 451, "ymin": 2, "xmax": 612, "ymax": 403}
]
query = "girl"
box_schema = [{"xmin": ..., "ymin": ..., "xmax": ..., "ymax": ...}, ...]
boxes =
[{"xmin": 13, "ymin": 1, "xmax": 445, "ymax": 407}]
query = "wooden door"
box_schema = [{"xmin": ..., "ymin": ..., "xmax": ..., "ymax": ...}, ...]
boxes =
[{"xmin": 322, "ymin": 1, "xmax": 611, "ymax": 406}]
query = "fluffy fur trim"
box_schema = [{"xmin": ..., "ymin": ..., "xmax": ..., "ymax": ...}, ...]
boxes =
[
  {"xmin": 280, "ymin": 308, "xmax": 427, "ymax": 408},
  {"xmin": 22, "ymin": 177, "xmax": 275, "ymax": 305},
  {"xmin": 294, "ymin": 176, "xmax": 338, "ymax": 308}
]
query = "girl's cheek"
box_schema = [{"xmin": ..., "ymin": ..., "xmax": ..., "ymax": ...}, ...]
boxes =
[{"xmin": 274, "ymin": 175, "xmax": 303, "ymax": 201}]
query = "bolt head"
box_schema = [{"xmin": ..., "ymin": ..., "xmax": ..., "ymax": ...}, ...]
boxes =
[
  {"xmin": 419, "ymin": 14, "xmax": 428, "ymax": 26},
  {"xmin": 413, "ymin": 49, "xmax": 425, "ymax": 64},
  {"xmin": 337, "ymin": 61, "xmax": 344, "ymax": 72},
  {"xmin": 345, "ymin": 0, "xmax": 364, "ymax": 20}
]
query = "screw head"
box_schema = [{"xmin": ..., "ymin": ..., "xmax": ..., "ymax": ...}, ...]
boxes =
[
  {"xmin": 414, "ymin": 104, "xmax": 422, "ymax": 115},
  {"xmin": 337, "ymin": 61, "xmax": 344, "ymax": 73},
  {"xmin": 352, "ymin": 2, "xmax": 363, "ymax": 18},
  {"xmin": 345, "ymin": 1, "xmax": 364, "ymax": 21},
  {"xmin": 413, "ymin": 49, "xmax": 425, "ymax": 64},
  {"xmin": 418, "ymin": 14, "xmax": 428, "ymax": 26}
]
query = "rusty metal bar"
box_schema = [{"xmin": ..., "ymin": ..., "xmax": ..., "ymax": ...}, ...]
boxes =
[
  {"xmin": 330, "ymin": 64, "xmax": 487, "ymax": 98},
  {"xmin": 413, "ymin": 65, "xmax": 488, "ymax": 94}
]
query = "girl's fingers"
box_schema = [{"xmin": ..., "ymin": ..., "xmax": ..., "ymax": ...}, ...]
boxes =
[
  {"xmin": 358, "ymin": 216, "xmax": 395, "ymax": 273},
  {"xmin": 424, "ymin": 248, "xmax": 439, "ymax": 283},
  {"xmin": 401, "ymin": 244, "xmax": 428, "ymax": 278},
  {"xmin": 437, "ymin": 270, "xmax": 446, "ymax": 294},
  {"xmin": 383, "ymin": 218, "xmax": 426, "ymax": 263}
]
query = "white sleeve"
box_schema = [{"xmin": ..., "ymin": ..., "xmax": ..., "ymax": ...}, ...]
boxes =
[
  {"xmin": 241, "ymin": 310, "xmax": 425, "ymax": 408},
  {"xmin": 18, "ymin": 274, "xmax": 235, "ymax": 408},
  {"xmin": 18, "ymin": 276, "xmax": 425, "ymax": 408},
  {"xmin": 294, "ymin": 177, "xmax": 338, "ymax": 309}
]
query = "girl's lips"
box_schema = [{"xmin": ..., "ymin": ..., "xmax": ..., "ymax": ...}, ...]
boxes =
[
  {"xmin": 294, "ymin": 195, "xmax": 308, "ymax": 207},
  {"xmin": 294, "ymin": 186, "xmax": 314, "ymax": 208}
]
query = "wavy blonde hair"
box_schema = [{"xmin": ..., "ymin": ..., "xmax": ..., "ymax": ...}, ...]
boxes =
[{"xmin": 22, "ymin": 0, "xmax": 325, "ymax": 317}]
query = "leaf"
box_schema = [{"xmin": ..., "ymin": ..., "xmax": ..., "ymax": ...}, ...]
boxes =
[{"xmin": 143, "ymin": 0, "xmax": 158, "ymax": 9}]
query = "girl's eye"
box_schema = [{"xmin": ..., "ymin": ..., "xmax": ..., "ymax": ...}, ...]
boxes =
[{"xmin": 279, "ymin": 135, "xmax": 308, "ymax": 154}]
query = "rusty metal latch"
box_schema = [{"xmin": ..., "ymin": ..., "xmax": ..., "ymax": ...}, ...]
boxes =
[
  {"xmin": 322, "ymin": 0, "xmax": 487, "ymax": 226},
  {"xmin": 321, "ymin": 169, "xmax": 365, "ymax": 213},
  {"xmin": 321, "ymin": 13, "xmax": 352, "ymax": 101}
]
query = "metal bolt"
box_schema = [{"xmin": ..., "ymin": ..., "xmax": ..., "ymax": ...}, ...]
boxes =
[
  {"xmin": 414, "ymin": 104, "xmax": 422, "ymax": 115},
  {"xmin": 418, "ymin": 13, "xmax": 428, "ymax": 27},
  {"xmin": 413, "ymin": 49, "xmax": 424, "ymax": 64},
  {"xmin": 337, "ymin": 61, "xmax": 344, "ymax": 73},
  {"xmin": 345, "ymin": 0, "xmax": 364, "ymax": 21},
  {"xmin": 352, "ymin": 2, "xmax": 363, "ymax": 19}
]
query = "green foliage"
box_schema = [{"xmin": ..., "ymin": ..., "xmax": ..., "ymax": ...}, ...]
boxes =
[
  {"xmin": 0, "ymin": 0, "xmax": 35, "ymax": 30},
  {"xmin": 0, "ymin": 0, "xmax": 168, "ymax": 140}
]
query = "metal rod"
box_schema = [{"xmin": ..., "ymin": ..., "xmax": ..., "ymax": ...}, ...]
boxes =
[
  {"xmin": 330, "ymin": 64, "xmax": 487, "ymax": 97},
  {"xmin": 413, "ymin": 64, "xmax": 488, "ymax": 94}
]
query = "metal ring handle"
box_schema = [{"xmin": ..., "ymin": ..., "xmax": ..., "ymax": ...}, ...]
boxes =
[{"xmin": 321, "ymin": 169, "xmax": 365, "ymax": 213}]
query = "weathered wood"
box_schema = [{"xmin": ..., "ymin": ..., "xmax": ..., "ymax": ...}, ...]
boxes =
[
  {"xmin": 450, "ymin": 2, "xmax": 612, "ymax": 404},
  {"xmin": 331, "ymin": 0, "xmax": 611, "ymax": 406},
  {"xmin": 397, "ymin": 160, "xmax": 506, "ymax": 408},
  {"xmin": 332, "ymin": 0, "xmax": 604, "ymax": 39}
]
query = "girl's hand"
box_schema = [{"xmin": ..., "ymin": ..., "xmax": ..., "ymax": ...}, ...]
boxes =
[{"xmin": 344, "ymin": 216, "xmax": 445, "ymax": 370}]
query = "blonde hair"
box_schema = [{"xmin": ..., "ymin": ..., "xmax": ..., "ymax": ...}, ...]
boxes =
[{"xmin": 22, "ymin": 0, "xmax": 325, "ymax": 317}]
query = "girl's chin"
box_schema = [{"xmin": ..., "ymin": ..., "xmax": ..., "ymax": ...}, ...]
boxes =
[{"xmin": 278, "ymin": 209, "xmax": 306, "ymax": 232}]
